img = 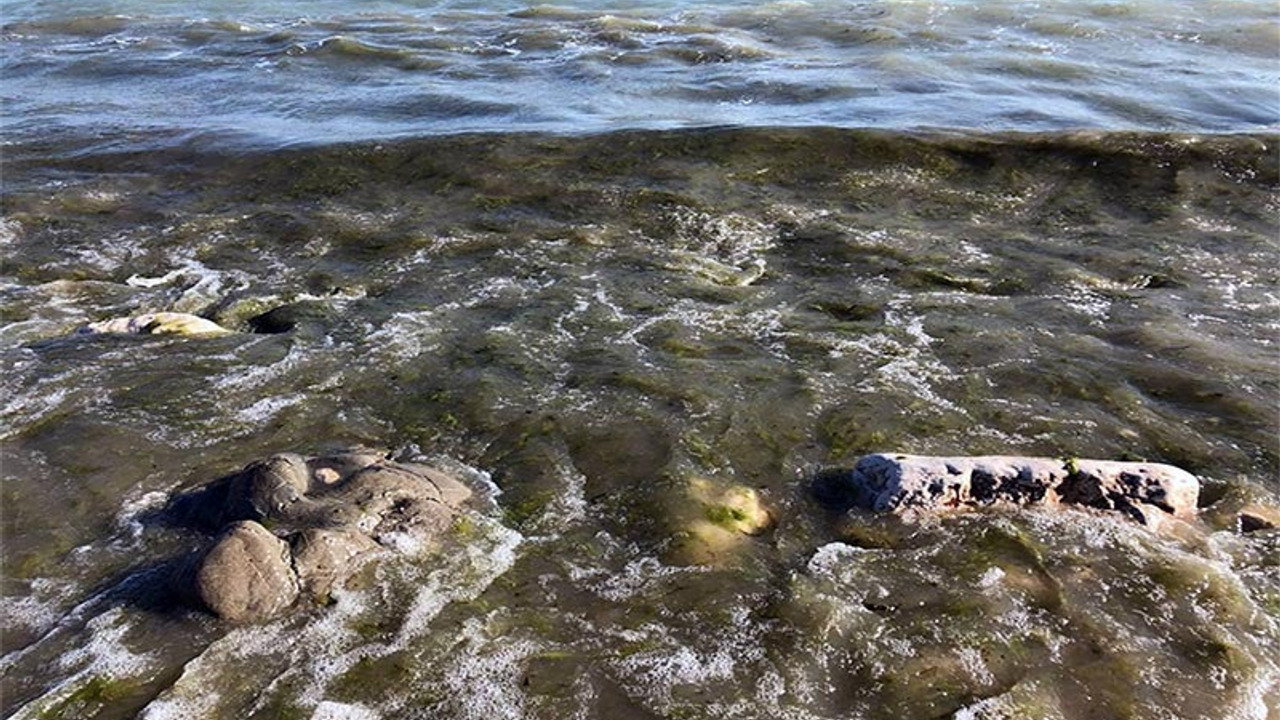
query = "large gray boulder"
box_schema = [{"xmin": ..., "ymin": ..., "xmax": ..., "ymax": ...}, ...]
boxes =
[
  {"xmin": 170, "ymin": 451, "xmax": 474, "ymax": 622},
  {"xmin": 194, "ymin": 521, "xmax": 300, "ymax": 624},
  {"xmin": 839, "ymin": 454, "xmax": 1199, "ymax": 524}
]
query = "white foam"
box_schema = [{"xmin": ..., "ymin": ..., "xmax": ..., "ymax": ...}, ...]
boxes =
[
  {"xmin": 0, "ymin": 579, "xmax": 71, "ymax": 642},
  {"xmin": 0, "ymin": 217, "xmax": 21, "ymax": 246},
  {"xmin": 849, "ymin": 298, "xmax": 968, "ymax": 417},
  {"xmin": 611, "ymin": 610, "xmax": 766, "ymax": 710},
  {"xmin": 573, "ymin": 556, "xmax": 707, "ymax": 603},
  {"xmin": 951, "ymin": 695, "xmax": 1005, "ymax": 720},
  {"xmin": 140, "ymin": 637, "xmax": 270, "ymax": 720},
  {"xmin": 806, "ymin": 541, "xmax": 871, "ymax": 578},
  {"xmin": 1232, "ymin": 665, "xmax": 1277, "ymax": 720},
  {"xmin": 0, "ymin": 383, "xmax": 72, "ymax": 440},
  {"xmin": 8, "ymin": 605, "xmax": 158, "ymax": 720},
  {"xmin": 311, "ymin": 701, "xmax": 380, "ymax": 720},
  {"xmin": 977, "ymin": 566, "xmax": 1006, "ymax": 590},
  {"xmin": 956, "ymin": 646, "xmax": 996, "ymax": 686},
  {"xmin": 375, "ymin": 530, "xmax": 425, "ymax": 556},
  {"xmin": 437, "ymin": 618, "xmax": 539, "ymax": 720},
  {"xmin": 54, "ymin": 607, "xmax": 152, "ymax": 675},
  {"xmin": 214, "ymin": 338, "xmax": 312, "ymax": 394},
  {"xmin": 394, "ymin": 518, "xmax": 524, "ymax": 646},
  {"xmin": 364, "ymin": 310, "xmax": 445, "ymax": 360},
  {"xmin": 116, "ymin": 490, "xmax": 170, "ymax": 539},
  {"xmin": 235, "ymin": 393, "xmax": 305, "ymax": 425},
  {"xmin": 1056, "ymin": 285, "xmax": 1111, "ymax": 325},
  {"xmin": 70, "ymin": 231, "xmax": 141, "ymax": 274},
  {"xmin": 126, "ymin": 268, "xmax": 187, "ymax": 288}
]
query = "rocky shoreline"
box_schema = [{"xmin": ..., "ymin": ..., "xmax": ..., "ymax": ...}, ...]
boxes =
[{"xmin": 154, "ymin": 448, "xmax": 1279, "ymax": 628}]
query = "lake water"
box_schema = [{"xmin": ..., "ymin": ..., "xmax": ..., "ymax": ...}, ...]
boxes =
[
  {"xmin": 2, "ymin": 1, "xmax": 1278, "ymax": 719},
  {"xmin": 3, "ymin": 0, "xmax": 1278, "ymax": 149}
]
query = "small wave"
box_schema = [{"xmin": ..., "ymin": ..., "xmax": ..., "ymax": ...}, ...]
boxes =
[
  {"xmin": 310, "ymin": 702, "xmax": 381, "ymax": 720},
  {"xmin": 285, "ymin": 34, "xmax": 417, "ymax": 64},
  {"xmin": 6, "ymin": 15, "xmax": 134, "ymax": 38},
  {"xmin": 368, "ymin": 93, "xmax": 525, "ymax": 121},
  {"xmin": 9, "ymin": 608, "xmax": 160, "ymax": 720}
]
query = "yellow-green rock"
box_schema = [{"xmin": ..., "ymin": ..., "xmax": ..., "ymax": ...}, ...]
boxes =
[{"xmin": 669, "ymin": 476, "xmax": 772, "ymax": 566}]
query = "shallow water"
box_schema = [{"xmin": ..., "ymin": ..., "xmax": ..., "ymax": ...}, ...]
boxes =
[
  {"xmin": 4, "ymin": 0, "xmax": 1280, "ymax": 716},
  {"xmin": 1, "ymin": 128, "xmax": 1278, "ymax": 718}
]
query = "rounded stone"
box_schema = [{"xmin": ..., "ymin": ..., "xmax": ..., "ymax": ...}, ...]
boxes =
[
  {"xmin": 670, "ymin": 477, "xmax": 773, "ymax": 566},
  {"xmin": 233, "ymin": 454, "xmax": 310, "ymax": 520},
  {"xmin": 291, "ymin": 528, "xmax": 381, "ymax": 599},
  {"xmin": 195, "ymin": 520, "xmax": 299, "ymax": 623}
]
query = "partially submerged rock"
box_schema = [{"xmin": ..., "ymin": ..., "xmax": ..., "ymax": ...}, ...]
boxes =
[
  {"xmin": 829, "ymin": 453, "xmax": 1199, "ymax": 525},
  {"xmin": 79, "ymin": 311, "xmax": 230, "ymax": 337},
  {"xmin": 193, "ymin": 521, "xmax": 300, "ymax": 624},
  {"xmin": 1235, "ymin": 506, "xmax": 1279, "ymax": 533},
  {"xmin": 291, "ymin": 527, "xmax": 381, "ymax": 599},
  {"xmin": 169, "ymin": 451, "xmax": 473, "ymax": 622},
  {"xmin": 244, "ymin": 301, "xmax": 332, "ymax": 334}
]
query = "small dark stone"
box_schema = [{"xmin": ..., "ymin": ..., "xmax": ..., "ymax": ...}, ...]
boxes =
[{"xmin": 971, "ymin": 469, "xmax": 997, "ymax": 501}]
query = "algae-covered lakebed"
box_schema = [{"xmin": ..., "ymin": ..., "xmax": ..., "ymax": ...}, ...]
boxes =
[{"xmin": 2, "ymin": 128, "xmax": 1279, "ymax": 719}]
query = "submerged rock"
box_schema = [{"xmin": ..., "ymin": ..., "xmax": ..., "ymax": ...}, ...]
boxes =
[
  {"xmin": 169, "ymin": 451, "xmax": 473, "ymax": 622},
  {"xmin": 1235, "ymin": 506, "xmax": 1279, "ymax": 533},
  {"xmin": 830, "ymin": 453, "xmax": 1199, "ymax": 524},
  {"xmin": 669, "ymin": 476, "xmax": 773, "ymax": 566},
  {"xmin": 78, "ymin": 311, "xmax": 231, "ymax": 337}
]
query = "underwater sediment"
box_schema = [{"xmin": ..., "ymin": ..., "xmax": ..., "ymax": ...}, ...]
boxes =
[{"xmin": 1, "ymin": 128, "xmax": 1278, "ymax": 719}]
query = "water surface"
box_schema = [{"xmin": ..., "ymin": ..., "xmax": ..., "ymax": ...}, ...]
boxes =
[{"xmin": 2, "ymin": 0, "xmax": 1279, "ymax": 718}]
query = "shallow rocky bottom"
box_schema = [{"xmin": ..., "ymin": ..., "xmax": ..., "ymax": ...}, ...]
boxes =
[{"xmin": 1, "ymin": 128, "xmax": 1277, "ymax": 719}]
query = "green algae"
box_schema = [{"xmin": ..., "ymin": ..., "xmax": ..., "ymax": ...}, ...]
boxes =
[
  {"xmin": 501, "ymin": 490, "xmax": 556, "ymax": 528},
  {"xmin": 34, "ymin": 676, "xmax": 136, "ymax": 720},
  {"xmin": 1146, "ymin": 558, "xmax": 1256, "ymax": 625},
  {"xmin": 329, "ymin": 652, "xmax": 413, "ymax": 704},
  {"xmin": 704, "ymin": 504, "xmax": 751, "ymax": 529}
]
